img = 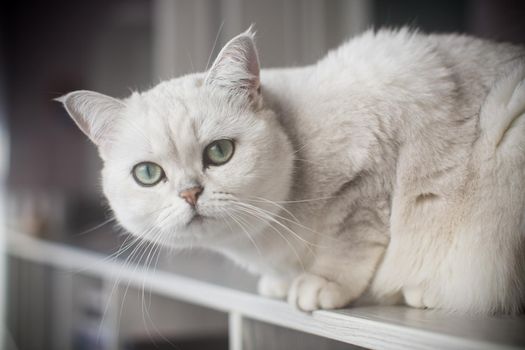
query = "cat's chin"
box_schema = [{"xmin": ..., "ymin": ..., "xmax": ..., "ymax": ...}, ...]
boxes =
[
  {"xmin": 175, "ymin": 213, "xmax": 225, "ymax": 236},
  {"xmin": 186, "ymin": 213, "xmax": 205, "ymax": 226},
  {"xmin": 183, "ymin": 209, "xmax": 225, "ymax": 228},
  {"xmin": 173, "ymin": 206, "xmax": 217, "ymax": 229}
]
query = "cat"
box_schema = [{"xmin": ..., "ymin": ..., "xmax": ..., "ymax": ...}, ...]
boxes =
[{"xmin": 58, "ymin": 27, "xmax": 525, "ymax": 314}]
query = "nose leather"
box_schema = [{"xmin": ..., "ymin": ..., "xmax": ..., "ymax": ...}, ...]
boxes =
[{"xmin": 179, "ymin": 186, "xmax": 203, "ymax": 207}]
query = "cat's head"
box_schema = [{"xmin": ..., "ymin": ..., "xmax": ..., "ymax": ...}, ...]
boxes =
[{"xmin": 59, "ymin": 29, "xmax": 294, "ymax": 249}]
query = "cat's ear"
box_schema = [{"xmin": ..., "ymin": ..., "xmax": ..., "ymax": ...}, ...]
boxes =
[
  {"xmin": 56, "ymin": 90, "xmax": 124, "ymax": 150},
  {"xmin": 205, "ymin": 27, "xmax": 261, "ymax": 106}
]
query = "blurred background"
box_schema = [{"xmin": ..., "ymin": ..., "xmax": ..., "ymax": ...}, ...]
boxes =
[{"xmin": 0, "ymin": 0, "xmax": 524, "ymax": 349}]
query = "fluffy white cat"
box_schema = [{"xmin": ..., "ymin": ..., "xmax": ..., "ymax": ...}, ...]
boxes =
[{"xmin": 59, "ymin": 28, "xmax": 525, "ymax": 314}]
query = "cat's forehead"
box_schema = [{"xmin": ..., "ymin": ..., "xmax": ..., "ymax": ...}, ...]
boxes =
[
  {"xmin": 132, "ymin": 74, "xmax": 236, "ymax": 120},
  {"xmin": 115, "ymin": 74, "xmax": 250, "ymax": 160}
]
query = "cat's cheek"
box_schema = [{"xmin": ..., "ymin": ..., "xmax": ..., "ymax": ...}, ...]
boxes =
[
  {"xmin": 101, "ymin": 189, "xmax": 147, "ymax": 236},
  {"xmin": 111, "ymin": 203, "xmax": 146, "ymax": 235}
]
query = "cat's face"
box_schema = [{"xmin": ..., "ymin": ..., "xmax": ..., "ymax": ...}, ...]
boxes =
[{"xmin": 60, "ymin": 30, "xmax": 294, "ymax": 248}]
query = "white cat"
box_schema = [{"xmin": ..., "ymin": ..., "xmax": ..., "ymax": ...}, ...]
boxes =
[{"xmin": 59, "ymin": 28, "xmax": 525, "ymax": 314}]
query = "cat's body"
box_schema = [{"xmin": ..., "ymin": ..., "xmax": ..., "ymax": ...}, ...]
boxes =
[{"xmin": 60, "ymin": 28, "xmax": 525, "ymax": 314}]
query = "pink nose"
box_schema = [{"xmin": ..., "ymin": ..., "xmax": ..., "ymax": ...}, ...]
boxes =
[{"xmin": 179, "ymin": 186, "xmax": 203, "ymax": 207}]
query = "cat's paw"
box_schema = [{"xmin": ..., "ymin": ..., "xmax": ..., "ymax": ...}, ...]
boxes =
[
  {"xmin": 403, "ymin": 286, "xmax": 437, "ymax": 310},
  {"xmin": 402, "ymin": 287, "xmax": 427, "ymax": 309},
  {"xmin": 257, "ymin": 275, "xmax": 291, "ymax": 299},
  {"xmin": 287, "ymin": 273, "xmax": 351, "ymax": 311}
]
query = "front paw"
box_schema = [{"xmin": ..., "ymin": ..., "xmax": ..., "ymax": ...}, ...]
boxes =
[
  {"xmin": 257, "ymin": 275, "xmax": 291, "ymax": 299},
  {"xmin": 288, "ymin": 273, "xmax": 352, "ymax": 311}
]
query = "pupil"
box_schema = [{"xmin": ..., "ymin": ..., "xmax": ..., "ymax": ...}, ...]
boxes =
[
  {"xmin": 216, "ymin": 144, "xmax": 224, "ymax": 156},
  {"xmin": 146, "ymin": 165, "xmax": 152, "ymax": 178}
]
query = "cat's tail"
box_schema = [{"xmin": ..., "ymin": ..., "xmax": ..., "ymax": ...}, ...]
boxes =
[{"xmin": 479, "ymin": 62, "xmax": 525, "ymax": 154}]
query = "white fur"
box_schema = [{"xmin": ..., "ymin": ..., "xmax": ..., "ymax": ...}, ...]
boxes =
[{"xmin": 60, "ymin": 28, "xmax": 525, "ymax": 314}]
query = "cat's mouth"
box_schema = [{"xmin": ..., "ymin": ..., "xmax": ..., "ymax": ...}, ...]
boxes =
[{"xmin": 186, "ymin": 212, "xmax": 206, "ymax": 226}]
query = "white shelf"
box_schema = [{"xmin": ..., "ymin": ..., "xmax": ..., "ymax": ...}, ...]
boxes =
[{"xmin": 6, "ymin": 232, "xmax": 525, "ymax": 350}]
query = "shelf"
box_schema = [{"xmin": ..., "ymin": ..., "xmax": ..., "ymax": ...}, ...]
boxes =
[{"xmin": 6, "ymin": 232, "xmax": 525, "ymax": 350}]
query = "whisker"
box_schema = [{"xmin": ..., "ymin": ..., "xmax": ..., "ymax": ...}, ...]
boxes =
[
  {"xmin": 205, "ymin": 21, "xmax": 225, "ymax": 71},
  {"xmin": 98, "ymin": 223, "xmax": 159, "ymax": 341},
  {"xmin": 211, "ymin": 193, "xmax": 341, "ymax": 247},
  {"xmin": 230, "ymin": 206, "xmax": 307, "ymax": 272},
  {"xmin": 73, "ymin": 234, "xmax": 137, "ymax": 275},
  {"xmin": 187, "ymin": 50, "xmax": 195, "ymax": 72},
  {"xmin": 233, "ymin": 202, "xmax": 320, "ymax": 249},
  {"xmin": 140, "ymin": 231, "xmax": 161, "ymax": 348},
  {"xmin": 249, "ymin": 196, "xmax": 335, "ymax": 204},
  {"xmin": 116, "ymin": 229, "xmax": 161, "ymax": 336},
  {"xmin": 292, "ymin": 140, "xmax": 313, "ymax": 155},
  {"xmin": 241, "ymin": 198, "xmax": 309, "ymax": 233},
  {"xmin": 294, "ymin": 158, "xmax": 325, "ymax": 167},
  {"xmin": 72, "ymin": 217, "xmax": 116, "ymax": 237},
  {"xmin": 226, "ymin": 209, "xmax": 263, "ymax": 259},
  {"xmin": 237, "ymin": 200, "xmax": 341, "ymax": 245},
  {"xmin": 75, "ymin": 204, "xmax": 176, "ymax": 273},
  {"xmin": 140, "ymin": 230, "xmax": 177, "ymax": 349},
  {"xmin": 244, "ymin": 196, "xmax": 301, "ymax": 224}
]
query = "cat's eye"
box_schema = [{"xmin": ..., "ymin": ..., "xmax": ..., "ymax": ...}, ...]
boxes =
[
  {"xmin": 132, "ymin": 162, "xmax": 165, "ymax": 186},
  {"xmin": 204, "ymin": 139, "xmax": 235, "ymax": 166}
]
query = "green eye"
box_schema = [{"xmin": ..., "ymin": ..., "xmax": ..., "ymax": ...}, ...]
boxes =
[
  {"xmin": 204, "ymin": 139, "xmax": 235, "ymax": 166},
  {"xmin": 132, "ymin": 162, "xmax": 165, "ymax": 186}
]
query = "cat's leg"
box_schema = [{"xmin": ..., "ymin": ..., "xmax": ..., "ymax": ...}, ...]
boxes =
[
  {"xmin": 257, "ymin": 274, "xmax": 292, "ymax": 299},
  {"xmin": 287, "ymin": 234, "xmax": 388, "ymax": 311}
]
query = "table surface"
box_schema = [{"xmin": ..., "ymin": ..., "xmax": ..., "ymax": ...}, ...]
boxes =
[{"xmin": 6, "ymin": 231, "xmax": 525, "ymax": 350}]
